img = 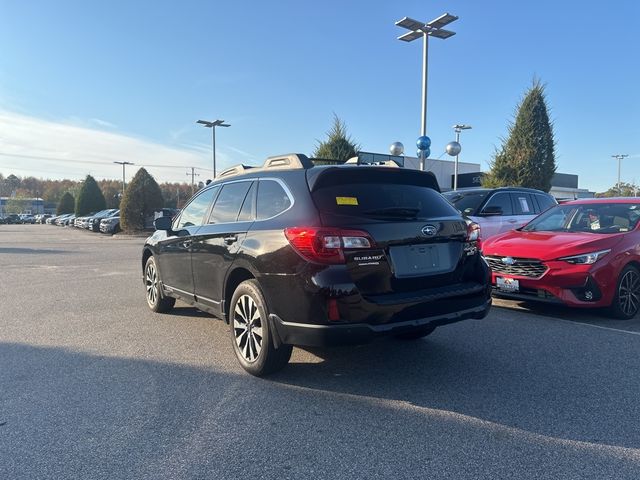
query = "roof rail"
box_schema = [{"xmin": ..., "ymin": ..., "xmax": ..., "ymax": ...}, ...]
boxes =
[
  {"xmin": 216, "ymin": 164, "xmax": 254, "ymax": 179},
  {"xmin": 345, "ymin": 156, "xmax": 402, "ymax": 167},
  {"xmin": 263, "ymin": 153, "xmax": 314, "ymax": 170}
]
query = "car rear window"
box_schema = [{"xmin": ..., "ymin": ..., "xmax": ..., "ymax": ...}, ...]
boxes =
[
  {"xmin": 443, "ymin": 191, "xmax": 488, "ymax": 214},
  {"xmin": 312, "ymin": 183, "xmax": 458, "ymax": 219}
]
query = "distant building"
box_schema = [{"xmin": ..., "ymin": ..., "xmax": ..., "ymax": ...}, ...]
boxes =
[
  {"xmin": 0, "ymin": 197, "xmax": 45, "ymax": 216},
  {"xmin": 548, "ymin": 173, "xmax": 595, "ymax": 200},
  {"xmin": 403, "ymin": 156, "xmax": 481, "ymax": 191},
  {"xmin": 406, "ymin": 160, "xmax": 595, "ymax": 199}
]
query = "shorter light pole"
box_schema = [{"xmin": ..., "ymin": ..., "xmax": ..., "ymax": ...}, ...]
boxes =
[
  {"xmin": 452, "ymin": 124, "xmax": 472, "ymax": 190},
  {"xmin": 197, "ymin": 119, "xmax": 230, "ymax": 178},
  {"xmin": 612, "ymin": 154, "xmax": 629, "ymax": 195},
  {"xmin": 113, "ymin": 161, "xmax": 134, "ymax": 196}
]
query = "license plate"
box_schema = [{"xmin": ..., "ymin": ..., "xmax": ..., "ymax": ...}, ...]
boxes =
[
  {"xmin": 389, "ymin": 244, "xmax": 453, "ymax": 278},
  {"xmin": 497, "ymin": 277, "xmax": 519, "ymax": 293}
]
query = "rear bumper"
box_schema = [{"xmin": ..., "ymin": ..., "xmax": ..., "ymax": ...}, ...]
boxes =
[{"xmin": 270, "ymin": 299, "xmax": 491, "ymax": 347}]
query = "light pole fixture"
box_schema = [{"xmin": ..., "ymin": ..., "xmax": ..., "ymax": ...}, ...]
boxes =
[
  {"xmin": 450, "ymin": 124, "xmax": 472, "ymax": 190},
  {"xmin": 612, "ymin": 154, "xmax": 629, "ymax": 195},
  {"xmin": 113, "ymin": 161, "xmax": 134, "ymax": 196},
  {"xmin": 396, "ymin": 12, "xmax": 458, "ymax": 171},
  {"xmin": 197, "ymin": 119, "xmax": 230, "ymax": 178}
]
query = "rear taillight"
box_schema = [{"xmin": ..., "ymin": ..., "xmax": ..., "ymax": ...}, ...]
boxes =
[
  {"xmin": 466, "ymin": 221, "xmax": 481, "ymax": 250},
  {"xmin": 284, "ymin": 227, "xmax": 374, "ymax": 264},
  {"xmin": 466, "ymin": 221, "xmax": 480, "ymax": 242}
]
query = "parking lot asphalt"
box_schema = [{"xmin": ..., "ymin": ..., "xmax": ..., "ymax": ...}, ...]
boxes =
[{"xmin": 1, "ymin": 225, "xmax": 639, "ymax": 479}]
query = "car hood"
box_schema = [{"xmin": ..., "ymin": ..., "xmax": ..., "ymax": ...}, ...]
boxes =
[{"xmin": 482, "ymin": 229, "xmax": 625, "ymax": 261}]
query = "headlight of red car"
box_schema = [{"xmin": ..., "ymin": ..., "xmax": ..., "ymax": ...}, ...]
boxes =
[{"xmin": 558, "ymin": 249, "xmax": 611, "ymax": 265}]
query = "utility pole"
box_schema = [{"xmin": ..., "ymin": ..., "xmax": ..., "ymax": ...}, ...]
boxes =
[
  {"xmin": 187, "ymin": 167, "xmax": 200, "ymax": 195},
  {"xmin": 113, "ymin": 161, "xmax": 134, "ymax": 196}
]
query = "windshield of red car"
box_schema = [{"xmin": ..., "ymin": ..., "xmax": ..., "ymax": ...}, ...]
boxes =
[{"xmin": 523, "ymin": 203, "xmax": 640, "ymax": 234}]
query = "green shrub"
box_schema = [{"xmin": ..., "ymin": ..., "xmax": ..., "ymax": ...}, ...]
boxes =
[{"xmin": 120, "ymin": 168, "xmax": 164, "ymax": 232}]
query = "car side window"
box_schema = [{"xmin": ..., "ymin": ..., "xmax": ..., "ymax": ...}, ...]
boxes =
[
  {"xmin": 174, "ymin": 186, "xmax": 219, "ymax": 230},
  {"xmin": 511, "ymin": 193, "xmax": 534, "ymax": 215},
  {"xmin": 481, "ymin": 192, "xmax": 513, "ymax": 216},
  {"xmin": 209, "ymin": 181, "xmax": 253, "ymax": 224},
  {"xmin": 535, "ymin": 194, "xmax": 556, "ymax": 212},
  {"xmin": 256, "ymin": 180, "xmax": 292, "ymax": 220},
  {"xmin": 237, "ymin": 181, "xmax": 257, "ymax": 222}
]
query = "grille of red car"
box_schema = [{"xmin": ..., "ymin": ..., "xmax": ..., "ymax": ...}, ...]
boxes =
[{"xmin": 484, "ymin": 256, "xmax": 548, "ymax": 278}]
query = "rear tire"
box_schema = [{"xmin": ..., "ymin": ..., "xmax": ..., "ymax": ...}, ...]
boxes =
[
  {"xmin": 230, "ymin": 280, "xmax": 292, "ymax": 376},
  {"xmin": 144, "ymin": 256, "xmax": 175, "ymax": 313},
  {"xmin": 395, "ymin": 326, "xmax": 436, "ymax": 340},
  {"xmin": 609, "ymin": 265, "xmax": 640, "ymax": 319}
]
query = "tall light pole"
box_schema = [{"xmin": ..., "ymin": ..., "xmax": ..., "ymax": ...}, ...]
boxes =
[
  {"xmin": 612, "ymin": 154, "xmax": 629, "ymax": 195},
  {"xmin": 396, "ymin": 13, "xmax": 458, "ymax": 171},
  {"xmin": 197, "ymin": 119, "xmax": 230, "ymax": 178},
  {"xmin": 113, "ymin": 161, "xmax": 134, "ymax": 196},
  {"xmin": 452, "ymin": 124, "xmax": 472, "ymax": 190}
]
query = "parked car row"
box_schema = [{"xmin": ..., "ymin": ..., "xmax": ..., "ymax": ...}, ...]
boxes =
[
  {"xmin": 0, "ymin": 213, "xmax": 42, "ymax": 224},
  {"xmin": 39, "ymin": 208, "xmax": 178, "ymax": 233},
  {"xmin": 42, "ymin": 209, "xmax": 120, "ymax": 233}
]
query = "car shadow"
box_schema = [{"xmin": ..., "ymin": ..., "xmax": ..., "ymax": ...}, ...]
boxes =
[{"xmin": 269, "ymin": 317, "xmax": 640, "ymax": 450}]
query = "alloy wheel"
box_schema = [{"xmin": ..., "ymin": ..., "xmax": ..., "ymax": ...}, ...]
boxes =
[
  {"xmin": 618, "ymin": 269, "xmax": 640, "ymax": 317},
  {"xmin": 233, "ymin": 294, "xmax": 263, "ymax": 362},
  {"xmin": 145, "ymin": 261, "xmax": 159, "ymax": 306}
]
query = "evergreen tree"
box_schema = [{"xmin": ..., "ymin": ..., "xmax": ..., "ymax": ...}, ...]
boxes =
[
  {"xmin": 57, "ymin": 192, "xmax": 75, "ymax": 214},
  {"xmin": 120, "ymin": 168, "xmax": 164, "ymax": 232},
  {"xmin": 75, "ymin": 175, "xmax": 106, "ymax": 215},
  {"xmin": 312, "ymin": 114, "xmax": 360, "ymax": 162},
  {"xmin": 483, "ymin": 81, "xmax": 556, "ymax": 191}
]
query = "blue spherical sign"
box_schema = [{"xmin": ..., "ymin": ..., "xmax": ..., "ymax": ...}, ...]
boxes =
[
  {"xmin": 416, "ymin": 135, "xmax": 431, "ymax": 150},
  {"xmin": 416, "ymin": 148, "xmax": 430, "ymax": 159}
]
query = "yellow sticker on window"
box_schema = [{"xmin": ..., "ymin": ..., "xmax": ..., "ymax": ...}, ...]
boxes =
[{"xmin": 336, "ymin": 196, "xmax": 359, "ymax": 206}]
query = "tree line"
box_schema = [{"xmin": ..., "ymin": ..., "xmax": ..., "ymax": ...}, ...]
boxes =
[{"xmin": 0, "ymin": 173, "xmax": 193, "ymax": 209}]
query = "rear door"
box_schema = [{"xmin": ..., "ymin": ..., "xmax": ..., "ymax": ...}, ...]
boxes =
[
  {"xmin": 478, "ymin": 192, "xmax": 513, "ymax": 238},
  {"xmin": 309, "ymin": 168, "xmax": 470, "ymax": 296},
  {"xmin": 191, "ymin": 180, "xmax": 255, "ymax": 314},
  {"xmin": 510, "ymin": 192, "xmax": 537, "ymax": 229}
]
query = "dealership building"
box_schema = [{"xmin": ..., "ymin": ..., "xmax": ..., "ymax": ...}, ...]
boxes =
[{"xmin": 403, "ymin": 156, "xmax": 595, "ymax": 200}]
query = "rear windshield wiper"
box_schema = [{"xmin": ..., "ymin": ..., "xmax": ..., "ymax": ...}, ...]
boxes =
[{"xmin": 361, "ymin": 207, "xmax": 421, "ymax": 218}]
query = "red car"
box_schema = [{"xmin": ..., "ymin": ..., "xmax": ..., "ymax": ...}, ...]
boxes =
[{"xmin": 482, "ymin": 198, "xmax": 640, "ymax": 318}]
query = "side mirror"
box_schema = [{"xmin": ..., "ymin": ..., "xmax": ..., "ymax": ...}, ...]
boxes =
[
  {"xmin": 480, "ymin": 206, "xmax": 503, "ymax": 216},
  {"xmin": 463, "ymin": 207, "xmax": 474, "ymax": 216},
  {"xmin": 154, "ymin": 216, "xmax": 173, "ymax": 231}
]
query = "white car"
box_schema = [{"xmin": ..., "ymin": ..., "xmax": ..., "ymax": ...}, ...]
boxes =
[{"xmin": 443, "ymin": 187, "xmax": 557, "ymax": 242}]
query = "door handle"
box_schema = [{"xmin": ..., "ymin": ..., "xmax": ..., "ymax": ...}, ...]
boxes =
[
  {"xmin": 224, "ymin": 235, "xmax": 238, "ymax": 245},
  {"xmin": 508, "ymin": 219, "xmax": 518, "ymax": 224}
]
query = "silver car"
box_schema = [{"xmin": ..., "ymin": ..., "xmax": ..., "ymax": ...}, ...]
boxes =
[{"xmin": 443, "ymin": 187, "xmax": 557, "ymax": 242}]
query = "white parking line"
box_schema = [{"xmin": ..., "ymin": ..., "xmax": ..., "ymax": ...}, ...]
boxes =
[{"xmin": 566, "ymin": 320, "xmax": 640, "ymax": 337}]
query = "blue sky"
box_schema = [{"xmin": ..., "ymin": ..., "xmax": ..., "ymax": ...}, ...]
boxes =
[{"xmin": 0, "ymin": 0, "xmax": 638, "ymax": 191}]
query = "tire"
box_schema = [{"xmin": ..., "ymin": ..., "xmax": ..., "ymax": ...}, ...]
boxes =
[
  {"xmin": 609, "ymin": 264, "xmax": 640, "ymax": 319},
  {"xmin": 144, "ymin": 256, "xmax": 175, "ymax": 313},
  {"xmin": 395, "ymin": 326, "xmax": 436, "ymax": 340},
  {"xmin": 229, "ymin": 280, "xmax": 292, "ymax": 376}
]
